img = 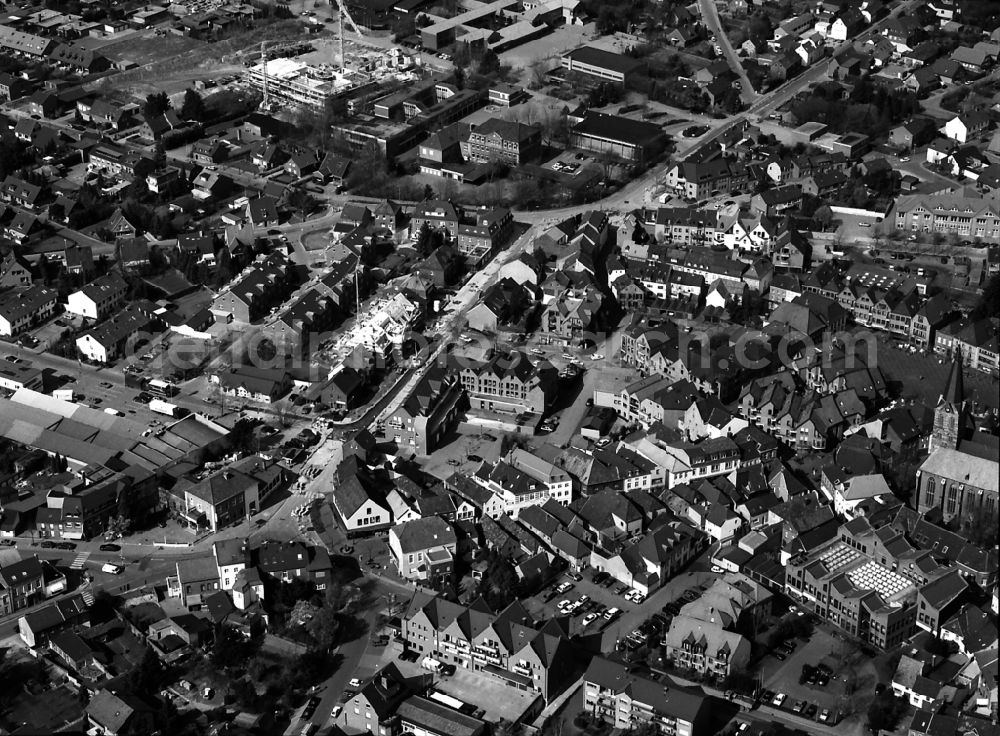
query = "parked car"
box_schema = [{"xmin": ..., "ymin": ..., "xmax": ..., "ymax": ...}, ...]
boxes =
[
  {"xmin": 772, "ymin": 693, "xmax": 786, "ymax": 707},
  {"xmin": 302, "ymin": 696, "xmax": 321, "ymax": 718},
  {"xmin": 582, "ymin": 613, "xmax": 599, "ymax": 627},
  {"xmin": 818, "ymin": 709, "xmax": 831, "ymax": 723}
]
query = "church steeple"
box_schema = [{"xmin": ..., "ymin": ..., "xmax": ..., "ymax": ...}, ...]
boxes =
[
  {"xmin": 930, "ymin": 354, "xmax": 967, "ymax": 452},
  {"xmin": 939, "ymin": 352, "xmax": 965, "ymax": 407}
]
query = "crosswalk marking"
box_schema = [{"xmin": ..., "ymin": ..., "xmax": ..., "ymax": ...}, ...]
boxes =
[{"xmin": 70, "ymin": 552, "xmax": 90, "ymax": 570}]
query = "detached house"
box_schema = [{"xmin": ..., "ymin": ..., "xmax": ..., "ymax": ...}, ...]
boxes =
[
  {"xmin": 65, "ymin": 271, "xmax": 128, "ymax": 321},
  {"xmin": 215, "ymin": 365, "xmax": 291, "ymax": 404},
  {"xmin": 1, "ymin": 175, "xmax": 44, "ymax": 210},
  {"xmin": 663, "ymin": 614, "xmax": 752, "ymax": 678},
  {"xmin": 85, "ymin": 689, "xmax": 155, "ymax": 736},
  {"xmin": 389, "ymin": 517, "xmax": 457, "ymax": 583},
  {"xmin": 331, "ymin": 456, "xmax": 392, "ymax": 535},
  {"xmin": 942, "ymin": 112, "xmax": 991, "ymax": 144},
  {"xmin": 829, "ymin": 8, "xmax": 865, "ymax": 42},
  {"xmin": 139, "ymin": 109, "xmax": 182, "ymax": 140}
]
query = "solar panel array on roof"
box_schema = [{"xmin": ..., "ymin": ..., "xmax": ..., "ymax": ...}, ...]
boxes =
[
  {"xmin": 818, "ymin": 541, "xmax": 862, "ymax": 573},
  {"xmin": 846, "ymin": 560, "xmax": 914, "ymax": 602}
]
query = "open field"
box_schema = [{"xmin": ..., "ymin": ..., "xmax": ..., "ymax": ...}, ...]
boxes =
[{"xmin": 100, "ymin": 32, "xmax": 208, "ymax": 66}]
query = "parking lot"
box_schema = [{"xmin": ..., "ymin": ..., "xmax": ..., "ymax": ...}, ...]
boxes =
[
  {"xmin": 756, "ymin": 616, "xmax": 854, "ymax": 727},
  {"xmin": 423, "ymin": 427, "xmax": 502, "ymax": 481},
  {"xmin": 380, "ymin": 642, "xmax": 540, "ymax": 724},
  {"xmin": 524, "ymin": 561, "xmax": 718, "ymax": 654},
  {"xmin": 547, "ymin": 151, "xmax": 591, "ymax": 176}
]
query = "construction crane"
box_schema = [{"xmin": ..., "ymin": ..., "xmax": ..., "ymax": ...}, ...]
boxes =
[
  {"xmin": 331, "ymin": 0, "xmax": 364, "ymax": 72},
  {"xmin": 260, "ymin": 39, "xmax": 270, "ymax": 110}
]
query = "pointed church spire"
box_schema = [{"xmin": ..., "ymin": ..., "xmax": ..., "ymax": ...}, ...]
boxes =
[{"xmin": 940, "ymin": 352, "xmax": 965, "ymax": 407}]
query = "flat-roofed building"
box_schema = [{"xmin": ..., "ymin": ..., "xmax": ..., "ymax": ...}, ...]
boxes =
[
  {"xmin": 785, "ymin": 525, "xmax": 935, "ymax": 650},
  {"xmin": 569, "ymin": 112, "xmax": 667, "ymax": 163},
  {"xmin": 397, "ymin": 696, "xmax": 487, "ymax": 736},
  {"xmin": 560, "ymin": 46, "xmax": 642, "ymax": 83}
]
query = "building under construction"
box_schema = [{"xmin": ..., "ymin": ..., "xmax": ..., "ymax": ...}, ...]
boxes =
[
  {"xmin": 241, "ymin": 0, "xmax": 382, "ymax": 111},
  {"xmin": 243, "ymin": 57, "xmax": 367, "ymax": 110}
]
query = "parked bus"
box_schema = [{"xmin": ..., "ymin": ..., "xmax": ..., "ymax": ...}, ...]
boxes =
[{"xmin": 146, "ymin": 379, "xmax": 178, "ymax": 398}]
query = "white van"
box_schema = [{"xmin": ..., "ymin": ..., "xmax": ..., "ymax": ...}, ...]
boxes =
[{"xmin": 102, "ymin": 563, "xmax": 123, "ymax": 575}]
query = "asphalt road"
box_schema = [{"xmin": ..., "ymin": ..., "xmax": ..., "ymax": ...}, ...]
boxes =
[
  {"xmin": 696, "ymin": 0, "xmax": 757, "ymax": 105},
  {"xmin": 374, "ymin": 223, "xmax": 542, "ymax": 424},
  {"xmin": 0, "ymin": 542, "xmax": 202, "ymax": 633},
  {"xmin": 308, "ymin": 634, "xmax": 370, "ymax": 730}
]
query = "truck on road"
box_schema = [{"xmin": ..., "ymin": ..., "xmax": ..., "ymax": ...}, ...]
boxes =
[
  {"xmin": 149, "ymin": 399, "xmax": 188, "ymax": 418},
  {"xmin": 421, "ymin": 656, "xmax": 443, "ymax": 673}
]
